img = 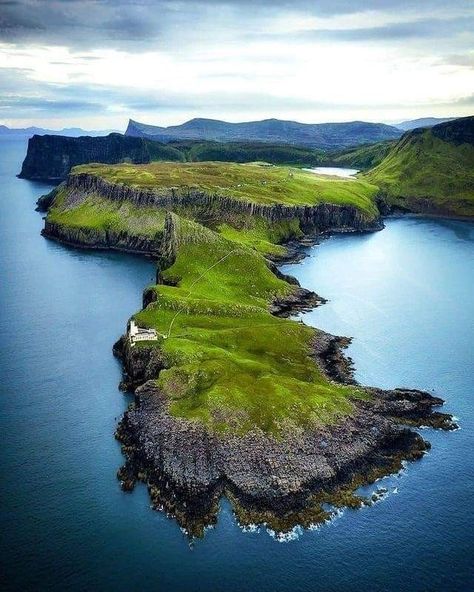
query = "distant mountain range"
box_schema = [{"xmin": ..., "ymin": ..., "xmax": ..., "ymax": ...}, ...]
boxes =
[
  {"xmin": 394, "ymin": 117, "xmax": 456, "ymax": 131},
  {"xmin": 125, "ymin": 117, "xmax": 403, "ymax": 149},
  {"xmin": 0, "ymin": 125, "xmax": 119, "ymax": 139}
]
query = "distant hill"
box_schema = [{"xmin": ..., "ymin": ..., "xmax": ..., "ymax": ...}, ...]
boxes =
[
  {"xmin": 394, "ymin": 117, "xmax": 456, "ymax": 131},
  {"xmin": 126, "ymin": 117, "xmax": 402, "ymax": 149},
  {"xmin": 325, "ymin": 140, "xmax": 396, "ymax": 170},
  {"xmin": 0, "ymin": 125, "xmax": 119, "ymax": 139},
  {"xmin": 364, "ymin": 116, "xmax": 474, "ymax": 216}
]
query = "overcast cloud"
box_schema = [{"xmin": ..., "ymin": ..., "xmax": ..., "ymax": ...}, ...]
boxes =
[{"xmin": 0, "ymin": 0, "xmax": 473, "ymax": 129}]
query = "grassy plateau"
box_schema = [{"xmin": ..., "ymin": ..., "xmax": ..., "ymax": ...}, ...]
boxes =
[{"xmin": 72, "ymin": 161, "xmax": 380, "ymax": 213}]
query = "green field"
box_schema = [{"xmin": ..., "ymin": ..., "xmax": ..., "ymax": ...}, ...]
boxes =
[
  {"xmin": 134, "ymin": 214, "xmax": 367, "ymax": 434},
  {"xmin": 44, "ymin": 161, "xmax": 376, "ymax": 433},
  {"xmin": 72, "ymin": 161, "xmax": 380, "ymax": 215}
]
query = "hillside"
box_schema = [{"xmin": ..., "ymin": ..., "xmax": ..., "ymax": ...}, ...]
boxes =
[
  {"xmin": 42, "ymin": 161, "xmax": 380, "ymax": 257},
  {"xmin": 325, "ymin": 140, "xmax": 395, "ymax": 170},
  {"xmin": 69, "ymin": 161, "xmax": 379, "ymax": 212},
  {"xmin": 126, "ymin": 117, "xmax": 402, "ymax": 149},
  {"xmin": 364, "ymin": 116, "xmax": 474, "ymax": 217}
]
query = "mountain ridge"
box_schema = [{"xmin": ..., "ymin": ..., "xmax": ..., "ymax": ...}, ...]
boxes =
[
  {"xmin": 394, "ymin": 117, "xmax": 456, "ymax": 131},
  {"xmin": 126, "ymin": 117, "xmax": 402, "ymax": 149},
  {"xmin": 0, "ymin": 124, "xmax": 119, "ymax": 139}
]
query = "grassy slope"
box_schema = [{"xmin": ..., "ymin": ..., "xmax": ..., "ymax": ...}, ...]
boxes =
[
  {"xmin": 135, "ymin": 214, "xmax": 366, "ymax": 435},
  {"xmin": 73, "ymin": 161, "xmax": 379, "ymax": 214},
  {"xmin": 326, "ymin": 140, "xmax": 395, "ymax": 170},
  {"xmin": 47, "ymin": 186, "xmax": 167, "ymax": 238},
  {"xmin": 169, "ymin": 140, "xmax": 325, "ymax": 166},
  {"xmin": 364, "ymin": 129, "xmax": 474, "ymax": 216}
]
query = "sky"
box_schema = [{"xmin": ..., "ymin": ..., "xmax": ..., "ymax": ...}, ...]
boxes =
[{"xmin": 0, "ymin": 0, "xmax": 473, "ymax": 131}]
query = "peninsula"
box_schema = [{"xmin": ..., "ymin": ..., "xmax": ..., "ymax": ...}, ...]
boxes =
[{"xmin": 36, "ymin": 155, "xmax": 460, "ymax": 536}]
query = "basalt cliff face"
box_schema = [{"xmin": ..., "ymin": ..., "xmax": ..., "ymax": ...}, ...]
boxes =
[
  {"xmin": 64, "ymin": 171, "xmax": 382, "ymax": 233},
  {"xmin": 19, "ymin": 133, "xmax": 153, "ymax": 181}
]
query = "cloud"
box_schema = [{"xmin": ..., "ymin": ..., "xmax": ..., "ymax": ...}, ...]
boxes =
[
  {"xmin": 290, "ymin": 17, "xmax": 474, "ymax": 43},
  {"xmin": 442, "ymin": 53, "xmax": 474, "ymax": 69},
  {"xmin": 0, "ymin": 0, "xmax": 472, "ymax": 50},
  {"xmin": 0, "ymin": 1, "xmax": 473, "ymax": 127}
]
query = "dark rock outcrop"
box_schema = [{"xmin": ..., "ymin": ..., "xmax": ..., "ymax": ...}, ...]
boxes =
[
  {"xmin": 115, "ymin": 349, "xmax": 454, "ymax": 536},
  {"xmin": 113, "ymin": 336, "xmax": 165, "ymax": 391},
  {"xmin": 19, "ymin": 133, "xmax": 153, "ymax": 180}
]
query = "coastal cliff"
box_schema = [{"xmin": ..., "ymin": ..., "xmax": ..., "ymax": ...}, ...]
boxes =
[
  {"xmin": 40, "ymin": 163, "xmax": 382, "ymax": 256},
  {"xmin": 42, "ymin": 220, "xmax": 162, "ymax": 255},
  {"xmin": 62, "ymin": 171, "xmax": 382, "ymax": 233}
]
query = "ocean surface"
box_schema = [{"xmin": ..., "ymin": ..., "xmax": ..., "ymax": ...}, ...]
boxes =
[{"xmin": 1, "ymin": 138, "xmax": 472, "ymax": 591}]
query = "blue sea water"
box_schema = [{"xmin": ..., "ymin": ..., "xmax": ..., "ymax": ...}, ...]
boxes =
[{"xmin": 0, "ymin": 139, "xmax": 473, "ymax": 591}]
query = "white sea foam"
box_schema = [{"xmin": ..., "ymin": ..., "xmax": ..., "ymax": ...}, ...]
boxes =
[
  {"xmin": 268, "ymin": 525, "xmax": 304, "ymax": 543},
  {"xmin": 240, "ymin": 523, "xmax": 260, "ymax": 534}
]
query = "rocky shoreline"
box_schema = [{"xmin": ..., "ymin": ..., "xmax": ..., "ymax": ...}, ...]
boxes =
[{"xmin": 113, "ymin": 229, "xmax": 456, "ymax": 537}]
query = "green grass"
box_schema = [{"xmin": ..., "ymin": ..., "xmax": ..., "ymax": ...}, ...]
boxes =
[
  {"xmin": 134, "ymin": 214, "xmax": 367, "ymax": 435},
  {"xmin": 326, "ymin": 140, "xmax": 395, "ymax": 170},
  {"xmin": 72, "ymin": 161, "xmax": 380, "ymax": 216},
  {"xmin": 44, "ymin": 162, "xmax": 376, "ymax": 435},
  {"xmin": 217, "ymin": 218, "xmax": 303, "ymax": 257},
  {"xmin": 169, "ymin": 140, "xmax": 325, "ymax": 167},
  {"xmin": 49, "ymin": 161, "xmax": 379, "ymax": 246},
  {"xmin": 364, "ymin": 129, "xmax": 474, "ymax": 216},
  {"xmin": 47, "ymin": 187, "xmax": 167, "ymax": 237}
]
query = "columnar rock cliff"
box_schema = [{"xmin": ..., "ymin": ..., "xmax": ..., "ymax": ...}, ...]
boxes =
[{"xmin": 20, "ymin": 133, "xmax": 157, "ymax": 180}]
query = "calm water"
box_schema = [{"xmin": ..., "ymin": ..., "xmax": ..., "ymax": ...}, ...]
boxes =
[
  {"xmin": 1, "ymin": 142, "xmax": 472, "ymax": 591},
  {"xmin": 305, "ymin": 166, "xmax": 359, "ymax": 177}
]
